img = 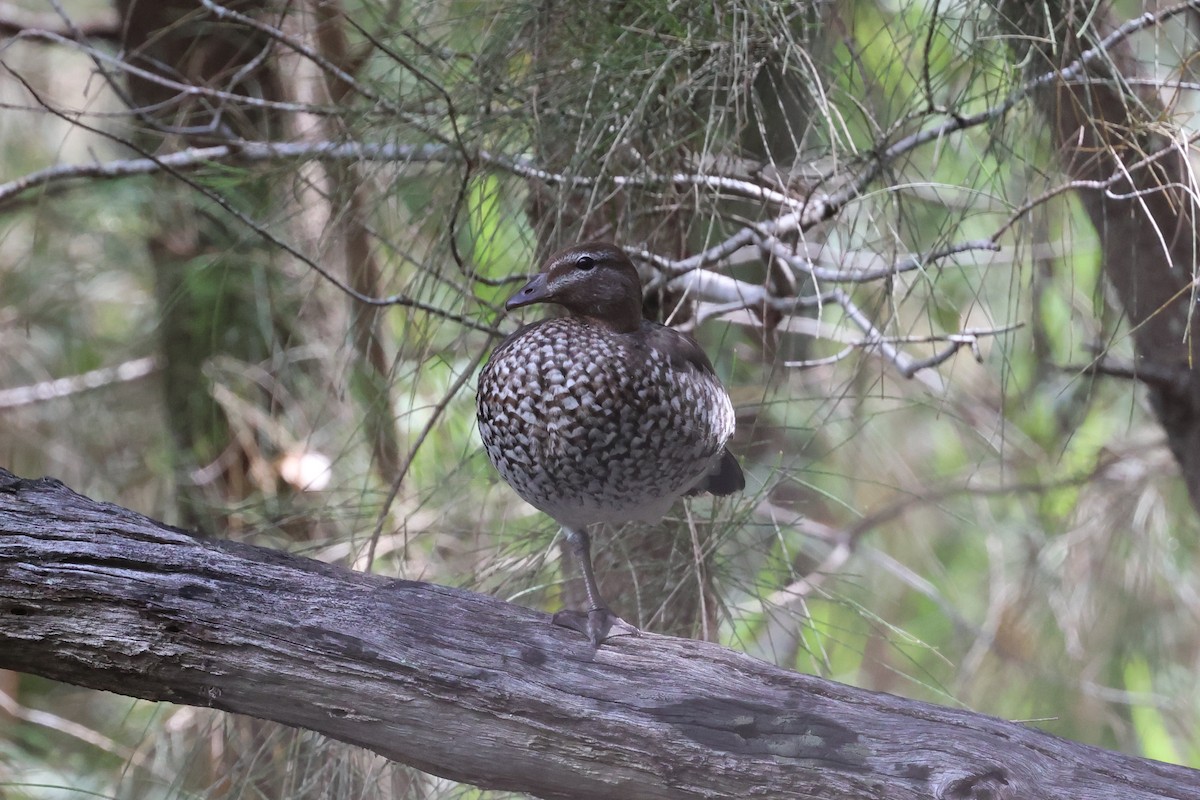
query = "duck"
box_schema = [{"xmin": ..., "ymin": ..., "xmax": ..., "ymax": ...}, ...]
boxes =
[{"xmin": 476, "ymin": 241, "xmax": 743, "ymax": 646}]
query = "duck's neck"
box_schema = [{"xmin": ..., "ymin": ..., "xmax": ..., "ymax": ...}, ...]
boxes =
[{"xmin": 577, "ymin": 300, "xmax": 643, "ymax": 334}]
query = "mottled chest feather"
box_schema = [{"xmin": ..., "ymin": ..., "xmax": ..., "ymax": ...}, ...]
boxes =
[{"xmin": 476, "ymin": 316, "xmax": 736, "ymax": 528}]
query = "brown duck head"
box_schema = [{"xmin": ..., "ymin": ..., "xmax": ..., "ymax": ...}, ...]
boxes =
[{"xmin": 506, "ymin": 242, "xmax": 644, "ymax": 333}]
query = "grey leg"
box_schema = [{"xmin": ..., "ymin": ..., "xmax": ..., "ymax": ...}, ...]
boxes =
[{"xmin": 551, "ymin": 526, "xmax": 640, "ymax": 647}]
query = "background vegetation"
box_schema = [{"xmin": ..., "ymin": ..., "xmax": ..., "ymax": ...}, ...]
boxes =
[{"xmin": 2, "ymin": 0, "xmax": 1199, "ymax": 796}]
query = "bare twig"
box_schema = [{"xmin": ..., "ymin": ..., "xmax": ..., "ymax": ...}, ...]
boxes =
[
  {"xmin": 754, "ymin": 232, "xmax": 1000, "ymax": 284},
  {"xmin": 197, "ymin": 0, "xmax": 401, "ymax": 116},
  {"xmin": 0, "ymin": 356, "xmax": 160, "ymax": 410},
  {"xmin": 0, "ymin": 688, "xmax": 162, "ymax": 776},
  {"xmin": 363, "ymin": 347, "xmax": 492, "ymax": 573},
  {"xmin": 784, "ymin": 325, "xmax": 1021, "ymax": 372},
  {"xmin": 4, "ymin": 29, "xmax": 338, "ymax": 118},
  {"xmin": 1059, "ymin": 356, "xmax": 1191, "ymax": 392},
  {"xmin": 0, "ymin": 1, "xmax": 119, "ymax": 40}
]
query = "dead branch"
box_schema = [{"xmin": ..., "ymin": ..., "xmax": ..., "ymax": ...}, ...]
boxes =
[{"xmin": 0, "ymin": 469, "xmax": 1196, "ymax": 800}]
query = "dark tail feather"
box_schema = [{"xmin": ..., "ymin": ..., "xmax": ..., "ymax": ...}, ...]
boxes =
[{"xmin": 687, "ymin": 448, "xmax": 745, "ymax": 497}]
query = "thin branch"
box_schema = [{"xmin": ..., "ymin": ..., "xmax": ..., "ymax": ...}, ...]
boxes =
[
  {"xmin": 197, "ymin": 0, "xmax": 401, "ymax": 116},
  {"xmin": 991, "ymin": 128, "xmax": 1200, "ymax": 242},
  {"xmin": 0, "ymin": 2, "xmax": 119, "ymax": 40},
  {"xmin": 784, "ymin": 325, "xmax": 1022, "ymax": 373},
  {"xmin": 5, "ymin": 29, "xmax": 340, "ymax": 118},
  {"xmin": 648, "ymin": 0, "xmax": 1200, "ymax": 279},
  {"xmin": 0, "ymin": 688, "xmax": 162, "ymax": 777},
  {"xmin": 0, "ymin": 356, "xmax": 160, "ymax": 410},
  {"xmin": 0, "ymin": 81, "xmax": 498, "ymax": 332},
  {"xmin": 1059, "ymin": 356, "xmax": 1191, "ymax": 393},
  {"xmin": 3, "ymin": 0, "xmax": 1192, "ymax": 292},
  {"xmin": 759, "ymin": 447, "xmax": 1152, "ymax": 619},
  {"xmin": 0, "ymin": 142, "xmax": 449, "ymax": 208},
  {"xmin": 755, "ymin": 232, "xmax": 1001, "ymax": 284},
  {"xmin": 827, "ymin": 289, "xmax": 928, "ymax": 379},
  {"xmin": 872, "ymin": 0, "xmax": 1200, "ymax": 175},
  {"xmin": 363, "ymin": 347, "xmax": 492, "ymax": 573}
]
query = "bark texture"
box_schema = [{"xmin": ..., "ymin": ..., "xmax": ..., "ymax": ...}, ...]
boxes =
[{"xmin": 1, "ymin": 468, "xmax": 1197, "ymax": 800}]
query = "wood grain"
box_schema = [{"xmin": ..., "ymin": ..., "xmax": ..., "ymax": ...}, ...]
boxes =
[{"xmin": 1, "ymin": 469, "xmax": 1196, "ymax": 799}]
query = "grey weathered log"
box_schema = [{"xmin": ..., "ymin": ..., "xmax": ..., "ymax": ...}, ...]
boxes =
[{"xmin": 0, "ymin": 468, "xmax": 1196, "ymax": 800}]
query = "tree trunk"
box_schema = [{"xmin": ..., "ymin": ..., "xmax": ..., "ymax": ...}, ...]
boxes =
[
  {"xmin": 116, "ymin": 0, "xmax": 290, "ymax": 531},
  {"xmin": 1002, "ymin": 0, "xmax": 1200, "ymax": 511},
  {"xmin": 1, "ymin": 468, "xmax": 1196, "ymax": 800}
]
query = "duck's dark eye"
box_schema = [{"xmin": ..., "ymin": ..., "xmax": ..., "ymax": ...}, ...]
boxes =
[{"xmin": 576, "ymin": 255, "xmax": 595, "ymax": 271}]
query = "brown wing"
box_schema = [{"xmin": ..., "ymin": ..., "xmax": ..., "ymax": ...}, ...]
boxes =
[
  {"xmin": 635, "ymin": 320, "xmax": 721, "ymax": 376},
  {"xmin": 637, "ymin": 321, "xmax": 745, "ymax": 496}
]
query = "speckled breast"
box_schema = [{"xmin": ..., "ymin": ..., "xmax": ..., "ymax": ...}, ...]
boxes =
[{"xmin": 477, "ymin": 317, "xmax": 735, "ymax": 529}]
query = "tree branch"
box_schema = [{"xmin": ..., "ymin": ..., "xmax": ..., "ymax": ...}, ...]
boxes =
[
  {"xmin": 0, "ymin": 356, "xmax": 159, "ymax": 410},
  {"xmin": 0, "ymin": 2, "xmax": 120, "ymax": 42},
  {"xmin": 0, "ymin": 469, "xmax": 1196, "ymax": 799}
]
